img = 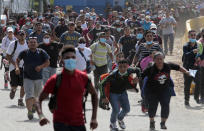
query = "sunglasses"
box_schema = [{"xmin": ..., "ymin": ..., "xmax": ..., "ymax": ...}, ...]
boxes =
[{"xmin": 29, "ymin": 37, "xmax": 37, "ymax": 40}]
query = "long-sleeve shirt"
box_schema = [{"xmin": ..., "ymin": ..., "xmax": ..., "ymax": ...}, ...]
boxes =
[
  {"xmin": 99, "ymin": 67, "xmax": 141, "ymax": 98},
  {"xmin": 182, "ymin": 42, "xmax": 197, "ymax": 70}
]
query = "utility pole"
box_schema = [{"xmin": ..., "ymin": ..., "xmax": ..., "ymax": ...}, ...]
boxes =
[{"xmin": 39, "ymin": 0, "xmax": 44, "ymax": 14}]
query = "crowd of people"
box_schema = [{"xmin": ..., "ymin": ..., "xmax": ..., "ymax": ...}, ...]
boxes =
[{"xmin": 0, "ymin": 1, "xmax": 204, "ymax": 131}]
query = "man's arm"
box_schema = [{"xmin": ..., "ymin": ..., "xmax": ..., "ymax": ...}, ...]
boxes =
[
  {"xmin": 36, "ymin": 91, "xmax": 50, "ymax": 126},
  {"xmin": 35, "ymin": 59, "xmax": 50, "ymax": 72}
]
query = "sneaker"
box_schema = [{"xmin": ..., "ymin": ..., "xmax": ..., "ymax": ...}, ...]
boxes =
[
  {"xmin": 18, "ymin": 99, "xmax": 25, "ymax": 106},
  {"xmin": 10, "ymin": 89, "xmax": 16, "ymax": 99},
  {"xmin": 110, "ymin": 123, "xmax": 118, "ymax": 131},
  {"xmin": 160, "ymin": 122, "xmax": 167, "ymax": 129},
  {"xmin": 185, "ymin": 101, "xmax": 190, "ymax": 106},
  {"xmin": 27, "ymin": 111, "xmax": 33, "ymax": 120},
  {"xmin": 4, "ymin": 83, "xmax": 8, "ymax": 89},
  {"xmin": 118, "ymin": 119, "xmax": 126, "ymax": 129},
  {"xmin": 150, "ymin": 121, "xmax": 155, "ymax": 130},
  {"xmin": 195, "ymin": 98, "xmax": 200, "ymax": 104}
]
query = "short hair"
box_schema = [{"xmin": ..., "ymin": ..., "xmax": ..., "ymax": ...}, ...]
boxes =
[
  {"xmin": 60, "ymin": 45, "xmax": 76, "ymax": 57},
  {"xmin": 78, "ymin": 37, "xmax": 86, "ymax": 43},
  {"xmin": 137, "ymin": 27, "xmax": 144, "ymax": 32},
  {"xmin": 188, "ymin": 30, "xmax": 196, "ymax": 35},
  {"xmin": 124, "ymin": 26, "xmax": 130, "ymax": 30},
  {"xmin": 118, "ymin": 59, "xmax": 129, "ymax": 65},
  {"xmin": 116, "ymin": 52, "xmax": 124, "ymax": 57},
  {"xmin": 153, "ymin": 52, "xmax": 164, "ymax": 60},
  {"xmin": 43, "ymin": 32, "xmax": 51, "ymax": 37},
  {"xmin": 144, "ymin": 30, "xmax": 153, "ymax": 37}
]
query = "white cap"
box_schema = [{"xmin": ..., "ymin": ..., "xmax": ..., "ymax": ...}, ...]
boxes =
[
  {"xmin": 150, "ymin": 23, "xmax": 157, "ymax": 29},
  {"xmin": 7, "ymin": 27, "xmax": 14, "ymax": 33}
]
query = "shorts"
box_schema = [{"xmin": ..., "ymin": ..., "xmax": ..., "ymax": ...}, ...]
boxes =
[
  {"xmin": 10, "ymin": 68, "xmax": 23, "ymax": 87},
  {"xmin": 24, "ymin": 78, "xmax": 43, "ymax": 100}
]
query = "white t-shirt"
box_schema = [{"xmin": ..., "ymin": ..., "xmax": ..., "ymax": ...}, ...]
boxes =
[
  {"xmin": 6, "ymin": 41, "xmax": 28, "ymax": 71},
  {"xmin": 1, "ymin": 36, "xmax": 17, "ymax": 56},
  {"xmin": 76, "ymin": 47, "xmax": 92, "ymax": 71}
]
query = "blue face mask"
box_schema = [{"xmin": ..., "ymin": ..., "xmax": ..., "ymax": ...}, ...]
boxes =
[
  {"xmin": 100, "ymin": 38, "xmax": 106, "ymax": 43},
  {"xmin": 146, "ymin": 41, "xmax": 153, "ymax": 45},
  {"xmin": 64, "ymin": 59, "xmax": 76, "ymax": 71},
  {"xmin": 189, "ymin": 38, "xmax": 196, "ymax": 43},
  {"xmin": 137, "ymin": 33, "xmax": 143, "ymax": 39}
]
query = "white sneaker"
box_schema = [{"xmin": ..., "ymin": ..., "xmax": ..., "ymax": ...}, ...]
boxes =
[
  {"xmin": 110, "ymin": 123, "xmax": 118, "ymax": 131},
  {"xmin": 118, "ymin": 119, "xmax": 126, "ymax": 129}
]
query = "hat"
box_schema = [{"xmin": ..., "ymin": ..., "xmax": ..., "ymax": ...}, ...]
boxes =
[
  {"xmin": 18, "ymin": 30, "xmax": 25, "ymax": 35},
  {"xmin": 150, "ymin": 24, "xmax": 157, "ymax": 29},
  {"xmin": 36, "ymin": 22, "xmax": 42, "ymax": 25},
  {"xmin": 7, "ymin": 27, "xmax": 14, "ymax": 33},
  {"xmin": 68, "ymin": 21, "xmax": 75, "ymax": 26}
]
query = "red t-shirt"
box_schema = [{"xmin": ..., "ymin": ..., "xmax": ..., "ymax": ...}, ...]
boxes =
[{"xmin": 43, "ymin": 69, "xmax": 88, "ymax": 126}]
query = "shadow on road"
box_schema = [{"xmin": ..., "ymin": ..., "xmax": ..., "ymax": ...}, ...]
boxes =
[
  {"xmin": 185, "ymin": 105, "xmax": 204, "ymax": 110},
  {"xmin": 5, "ymin": 105, "xmax": 26, "ymax": 109},
  {"xmin": 0, "ymin": 89, "xmax": 10, "ymax": 91},
  {"xmin": 16, "ymin": 118, "xmax": 39, "ymax": 123}
]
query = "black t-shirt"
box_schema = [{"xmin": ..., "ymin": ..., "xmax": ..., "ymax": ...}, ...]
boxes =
[
  {"xmin": 18, "ymin": 49, "xmax": 50, "ymax": 80},
  {"xmin": 38, "ymin": 42, "xmax": 63, "ymax": 68},
  {"xmin": 119, "ymin": 35, "xmax": 137, "ymax": 58},
  {"xmin": 55, "ymin": 24, "xmax": 68, "ymax": 38},
  {"xmin": 101, "ymin": 67, "xmax": 141, "ymax": 95},
  {"xmin": 142, "ymin": 62, "xmax": 180, "ymax": 93}
]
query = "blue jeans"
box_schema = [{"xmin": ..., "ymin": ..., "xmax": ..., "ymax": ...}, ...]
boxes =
[
  {"xmin": 163, "ymin": 33, "xmax": 174, "ymax": 54},
  {"xmin": 109, "ymin": 91, "xmax": 130, "ymax": 123},
  {"xmin": 54, "ymin": 122, "xmax": 86, "ymax": 131},
  {"xmin": 42, "ymin": 66, "xmax": 56, "ymax": 85}
]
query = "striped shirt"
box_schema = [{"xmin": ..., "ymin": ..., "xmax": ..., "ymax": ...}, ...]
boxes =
[
  {"xmin": 90, "ymin": 42, "xmax": 112, "ymax": 67},
  {"xmin": 136, "ymin": 43, "xmax": 163, "ymax": 61}
]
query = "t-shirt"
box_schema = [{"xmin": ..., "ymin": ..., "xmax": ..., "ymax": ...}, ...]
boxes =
[
  {"xmin": 6, "ymin": 41, "xmax": 28, "ymax": 71},
  {"xmin": 38, "ymin": 43, "xmax": 63, "ymax": 68},
  {"xmin": 18, "ymin": 49, "xmax": 50, "ymax": 80},
  {"xmin": 119, "ymin": 35, "xmax": 137, "ymax": 58},
  {"xmin": 76, "ymin": 47, "xmax": 92, "ymax": 71},
  {"xmin": 60, "ymin": 31, "xmax": 81, "ymax": 46},
  {"xmin": 159, "ymin": 17, "xmax": 176, "ymax": 35},
  {"xmin": 136, "ymin": 43, "xmax": 162, "ymax": 62},
  {"xmin": 29, "ymin": 31, "xmax": 47, "ymax": 44},
  {"xmin": 90, "ymin": 42, "xmax": 112, "ymax": 67},
  {"xmin": 142, "ymin": 62, "xmax": 180, "ymax": 93},
  {"xmin": 43, "ymin": 69, "xmax": 89, "ymax": 126}
]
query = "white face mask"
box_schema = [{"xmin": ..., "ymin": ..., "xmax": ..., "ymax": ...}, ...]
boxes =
[
  {"xmin": 78, "ymin": 43, "xmax": 86, "ymax": 49},
  {"xmin": 43, "ymin": 38, "xmax": 50, "ymax": 44}
]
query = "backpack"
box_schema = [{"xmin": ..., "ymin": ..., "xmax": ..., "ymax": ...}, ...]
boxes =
[{"xmin": 48, "ymin": 72, "xmax": 91, "ymax": 123}]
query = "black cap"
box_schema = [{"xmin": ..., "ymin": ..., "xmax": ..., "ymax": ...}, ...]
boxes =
[
  {"xmin": 36, "ymin": 22, "xmax": 42, "ymax": 25},
  {"xmin": 18, "ymin": 30, "xmax": 25, "ymax": 35},
  {"xmin": 68, "ymin": 21, "xmax": 75, "ymax": 26}
]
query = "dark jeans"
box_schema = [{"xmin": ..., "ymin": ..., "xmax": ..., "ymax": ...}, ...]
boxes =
[
  {"xmin": 163, "ymin": 33, "xmax": 174, "ymax": 54},
  {"xmin": 147, "ymin": 89, "xmax": 171, "ymax": 118},
  {"xmin": 194, "ymin": 67, "xmax": 204, "ymax": 100},
  {"xmin": 184, "ymin": 74, "xmax": 193, "ymax": 102},
  {"xmin": 93, "ymin": 65, "xmax": 108, "ymax": 91},
  {"xmin": 54, "ymin": 122, "xmax": 86, "ymax": 131}
]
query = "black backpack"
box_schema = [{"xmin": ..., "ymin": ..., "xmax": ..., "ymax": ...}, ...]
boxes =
[{"xmin": 48, "ymin": 72, "xmax": 90, "ymax": 123}]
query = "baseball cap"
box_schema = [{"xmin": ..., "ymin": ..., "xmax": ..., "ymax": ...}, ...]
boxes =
[
  {"xmin": 18, "ymin": 30, "xmax": 25, "ymax": 35},
  {"xmin": 7, "ymin": 27, "xmax": 14, "ymax": 33}
]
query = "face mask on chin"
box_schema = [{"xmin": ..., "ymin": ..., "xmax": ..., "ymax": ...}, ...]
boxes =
[
  {"xmin": 43, "ymin": 38, "xmax": 50, "ymax": 44},
  {"xmin": 118, "ymin": 71, "xmax": 127, "ymax": 76}
]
